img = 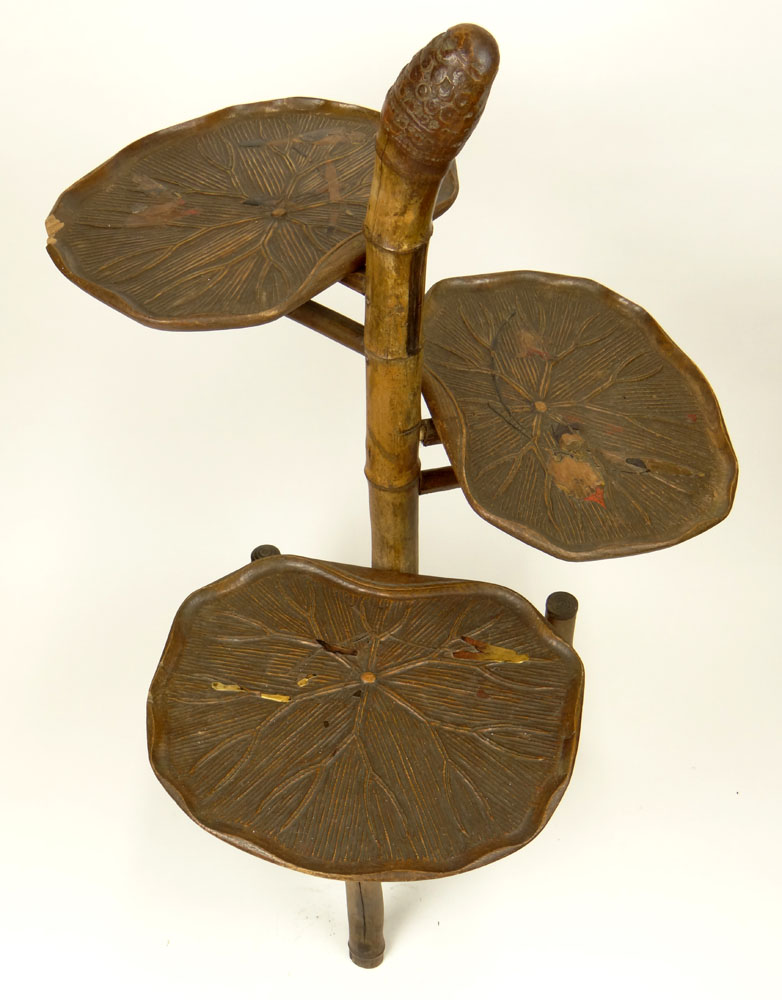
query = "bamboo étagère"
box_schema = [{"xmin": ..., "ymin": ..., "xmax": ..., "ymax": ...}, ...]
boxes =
[{"xmin": 46, "ymin": 18, "xmax": 736, "ymax": 973}]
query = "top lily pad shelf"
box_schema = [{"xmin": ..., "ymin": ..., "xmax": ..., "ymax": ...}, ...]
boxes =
[{"xmin": 46, "ymin": 97, "xmax": 457, "ymax": 330}]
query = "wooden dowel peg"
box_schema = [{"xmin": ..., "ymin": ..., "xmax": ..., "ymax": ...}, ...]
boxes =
[
  {"xmin": 545, "ymin": 591, "xmax": 579, "ymax": 645},
  {"xmin": 341, "ymin": 269, "xmax": 366, "ymax": 295},
  {"xmin": 250, "ymin": 544, "xmax": 281, "ymax": 562},
  {"xmin": 419, "ymin": 418, "xmax": 441, "ymax": 446}
]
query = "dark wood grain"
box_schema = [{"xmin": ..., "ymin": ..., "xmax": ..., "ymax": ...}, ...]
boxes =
[
  {"xmin": 148, "ymin": 555, "xmax": 583, "ymax": 880},
  {"xmin": 422, "ymin": 271, "xmax": 738, "ymax": 560},
  {"xmin": 46, "ymin": 98, "xmax": 457, "ymax": 331}
]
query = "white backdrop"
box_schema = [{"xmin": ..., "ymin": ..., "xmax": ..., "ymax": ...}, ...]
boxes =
[{"xmin": 2, "ymin": 2, "xmax": 780, "ymax": 996}]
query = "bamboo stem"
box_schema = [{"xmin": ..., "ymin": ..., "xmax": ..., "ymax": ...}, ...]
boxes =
[
  {"xmin": 363, "ymin": 24, "xmax": 499, "ymax": 575},
  {"xmin": 344, "ymin": 23, "xmax": 499, "ymax": 968},
  {"xmin": 364, "ymin": 233, "xmax": 429, "ymax": 573}
]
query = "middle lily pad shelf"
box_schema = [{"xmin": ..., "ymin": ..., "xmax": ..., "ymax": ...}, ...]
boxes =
[{"xmin": 422, "ymin": 271, "xmax": 737, "ymax": 560}]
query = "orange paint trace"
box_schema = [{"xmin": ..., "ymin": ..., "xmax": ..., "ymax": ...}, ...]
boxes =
[
  {"xmin": 583, "ymin": 485, "xmax": 606, "ymax": 508},
  {"xmin": 128, "ymin": 196, "xmax": 200, "ymax": 227},
  {"xmin": 518, "ymin": 328, "xmax": 550, "ymax": 360}
]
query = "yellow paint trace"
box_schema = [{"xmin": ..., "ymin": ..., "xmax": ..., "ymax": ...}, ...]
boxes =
[
  {"xmin": 453, "ymin": 636, "xmax": 530, "ymax": 664},
  {"xmin": 211, "ymin": 681, "xmax": 291, "ymax": 702}
]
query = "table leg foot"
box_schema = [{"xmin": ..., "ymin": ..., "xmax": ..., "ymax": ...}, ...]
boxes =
[{"xmin": 345, "ymin": 881, "xmax": 385, "ymax": 968}]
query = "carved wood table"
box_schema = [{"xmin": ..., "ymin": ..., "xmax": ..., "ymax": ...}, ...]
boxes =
[{"xmin": 46, "ymin": 23, "xmax": 736, "ymax": 968}]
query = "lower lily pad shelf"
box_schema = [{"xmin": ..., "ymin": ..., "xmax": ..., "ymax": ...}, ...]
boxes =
[
  {"xmin": 422, "ymin": 271, "xmax": 738, "ymax": 560},
  {"xmin": 147, "ymin": 554, "xmax": 583, "ymax": 880}
]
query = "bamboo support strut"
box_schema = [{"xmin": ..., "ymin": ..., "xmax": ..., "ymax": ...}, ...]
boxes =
[
  {"xmin": 419, "ymin": 466, "xmax": 459, "ymax": 494},
  {"xmin": 288, "ymin": 300, "xmax": 364, "ymax": 354}
]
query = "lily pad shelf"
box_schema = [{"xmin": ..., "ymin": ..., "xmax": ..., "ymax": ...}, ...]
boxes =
[
  {"xmin": 46, "ymin": 98, "xmax": 457, "ymax": 330},
  {"xmin": 148, "ymin": 555, "xmax": 583, "ymax": 880},
  {"xmin": 422, "ymin": 272, "xmax": 737, "ymax": 560}
]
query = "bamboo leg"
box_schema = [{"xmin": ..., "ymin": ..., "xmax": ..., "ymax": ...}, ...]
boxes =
[
  {"xmin": 345, "ymin": 881, "xmax": 385, "ymax": 969},
  {"xmin": 545, "ymin": 591, "xmax": 579, "ymax": 645}
]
